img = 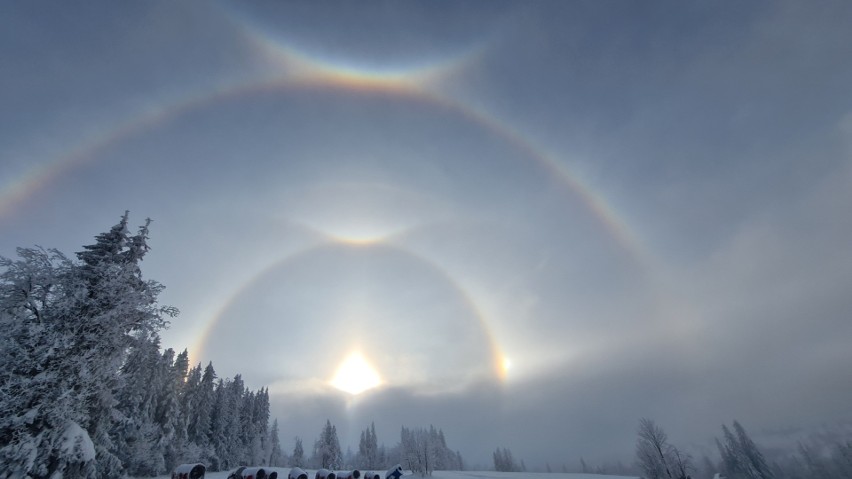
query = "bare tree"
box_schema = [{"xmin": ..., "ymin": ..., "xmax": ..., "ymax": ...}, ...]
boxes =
[
  {"xmin": 636, "ymin": 418, "xmax": 673, "ymax": 479},
  {"xmin": 670, "ymin": 446, "xmax": 694, "ymax": 479},
  {"xmin": 716, "ymin": 420, "xmax": 774, "ymax": 479}
]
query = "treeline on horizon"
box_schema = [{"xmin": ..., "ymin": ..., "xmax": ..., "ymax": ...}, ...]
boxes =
[{"xmin": 3, "ymin": 214, "xmax": 851, "ymax": 479}]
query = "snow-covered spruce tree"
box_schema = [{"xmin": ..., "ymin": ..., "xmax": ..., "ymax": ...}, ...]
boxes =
[
  {"xmin": 314, "ymin": 420, "xmax": 343, "ymax": 469},
  {"xmin": 0, "ymin": 213, "xmax": 177, "ymax": 478},
  {"xmin": 76, "ymin": 214, "xmax": 177, "ymax": 477},
  {"xmin": 252, "ymin": 388, "xmax": 270, "ymax": 465},
  {"xmin": 268, "ymin": 419, "xmax": 284, "ymax": 467},
  {"xmin": 177, "ymin": 362, "xmax": 203, "ymax": 463},
  {"xmin": 291, "ymin": 437, "xmax": 305, "ymax": 468},
  {"xmin": 153, "ymin": 348, "xmax": 189, "ymax": 472},
  {"xmin": 201, "ymin": 373, "xmax": 270, "ymax": 470},
  {"xmin": 239, "ymin": 389, "xmax": 258, "ymax": 465},
  {"xmin": 191, "ymin": 363, "xmax": 216, "ymax": 446},
  {"xmin": 359, "ymin": 422, "xmax": 380, "ymax": 469},
  {"xmin": 185, "ymin": 363, "xmax": 220, "ymax": 468},
  {"xmin": 493, "ymin": 447, "xmax": 518, "ymax": 472},
  {"xmin": 214, "ymin": 375, "xmax": 245, "ymax": 470},
  {"xmin": 0, "ymin": 247, "xmax": 97, "ymax": 478},
  {"xmin": 227, "ymin": 376, "xmax": 248, "ymax": 466},
  {"xmin": 114, "ymin": 335, "xmax": 167, "ymax": 476},
  {"xmin": 433, "ymin": 428, "xmax": 448, "ymax": 470},
  {"xmin": 184, "ymin": 361, "xmax": 217, "ymax": 465},
  {"xmin": 208, "ymin": 378, "xmax": 229, "ymax": 470}
]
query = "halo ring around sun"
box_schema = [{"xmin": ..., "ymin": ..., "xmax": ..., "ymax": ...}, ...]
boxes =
[
  {"xmin": 196, "ymin": 239, "xmax": 508, "ymax": 392},
  {"xmin": 0, "ymin": 78, "xmax": 650, "ymax": 272},
  {"xmin": 0, "ymin": 24, "xmax": 685, "ymax": 382}
]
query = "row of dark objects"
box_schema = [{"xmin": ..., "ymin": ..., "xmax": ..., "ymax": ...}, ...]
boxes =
[
  {"xmin": 172, "ymin": 462, "xmax": 404, "ymax": 479},
  {"xmin": 225, "ymin": 464, "xmax": 405, "ymax": 479}
]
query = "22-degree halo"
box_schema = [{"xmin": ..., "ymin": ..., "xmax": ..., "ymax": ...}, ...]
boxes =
[
  {"xmin": 0, "ymin": 47, "xmax": 686, "ymax": 358},
  {"xmin": 197, "ymin": 241, "xmax": 506, "ymax": 392}
]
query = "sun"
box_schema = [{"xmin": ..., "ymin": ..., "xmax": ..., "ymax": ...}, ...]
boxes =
[{"xmin": 330, "ymin": 352, "xmax": 382, "ymax": 395}]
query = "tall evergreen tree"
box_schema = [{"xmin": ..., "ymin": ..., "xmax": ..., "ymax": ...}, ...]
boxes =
[
  {"xmin": 292, "ymin": 437, "xmax": 305, "ymax": 468},
  {"xmin": 315, "ymin": 420, "xmax": 343, "ymax": 469},
  {"xmin": 493, "ymin": 447, "xmax": 518, "ymax": 472},
  {"xmin": 186, "ymin": 361, "xmax": 216, "ymax": 456},
  {"xmin": 0, "ymin": 214, "xmax": 177, "ymax": 478},
  {"xmin": 0, "ymin": 214, "xmax": 293, "ymax": 476},
  {"xmin": 181, "ymin": 364, "xmax": 202, "ymax": 446},
  {"xmin": 115, "ymin": 336, "xmax": 166, "ymax": 476},
  {"xmin": 209, "ymin": 378, "xmax": 229, "ymax": 470},
  {"xmin": 251, "ymin": 388, "xmax": 270, "ymax": 465},
  {"xmin": 221, "ymin": 376, "xmax": 246, "ymax": 469},
  {"xmin": 359, "ymin": 422, "xmax": 380, "ymax": 468},
  {"xmin": 0, "ymin": 247, "xmax": 96, "ymax": 478},
  {"xmin": 268, "ymin": 419, "xmax": 284, "ymax": 467}
]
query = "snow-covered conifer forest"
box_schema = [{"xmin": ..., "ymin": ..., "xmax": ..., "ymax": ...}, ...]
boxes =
[{"xmin": 0, "ymin": 214, "xmax": 275, "ymax": 477}]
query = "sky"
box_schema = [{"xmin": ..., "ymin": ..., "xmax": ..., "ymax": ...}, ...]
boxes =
[{"xmin": 2, "ymin": 0, "xmax": 852, "ymax": 469}]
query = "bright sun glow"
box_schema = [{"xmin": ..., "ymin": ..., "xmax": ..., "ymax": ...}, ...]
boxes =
[
  {"xmin": 502, "ymin": 357, "xmax": 512, "ymax": 375},
  {"xmin": 330, "ymin": 352, "xmax": 382, "ymax": 395}
]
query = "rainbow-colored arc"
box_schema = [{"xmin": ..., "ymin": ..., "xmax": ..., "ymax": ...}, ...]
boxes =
[
  {"xmin": 196, "ymin": 240, "xmax": 509, "ymax": 388},
  {"xmin": 248, "ymin": 34, "xmax": 474, "ymax": 95},
  {"xmin": 0, "ymin": 10, "xmax": 680, "ymax": 386}
]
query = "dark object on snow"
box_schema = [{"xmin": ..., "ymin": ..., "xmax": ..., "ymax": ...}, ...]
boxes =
[
  {"xmin": 241, "ymin": 467, "xmax": 270, "ymax": 479},
  {"xmin": 316, "ymin": 469, "xmax": 336, "ymax": 479},
  {"xmin": 172, "ymin": 463, "xmax": 206, "ymax": 479},
  {"xmin": 269, "ymin": 472, "xmax": 279, "ymax": 479},
  {"xmin": 228, "ymin": 466, "xmax": 247, "ymax": 479},
  {"xmin": 337, "ymin": 470, "xmax": 361, "ymax": 479},
  {"xmin": 364, "ymin": 472, "xmax": 381, "ymax": 479},
  {"xmin": 242, "ymin": 467, "xmax": 269, "ymax": 479},
  {"xmin": 385, "ymin": 465, "xmax": 403, "ymax": 479},
  {"xmin": 289, "ymin": 467, "xmax": 309, "ymax": 479}
]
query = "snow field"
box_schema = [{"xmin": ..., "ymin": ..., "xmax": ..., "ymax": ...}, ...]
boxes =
[{"xmin": 137, "ymin": 470, "xmax": 639, "ymax": 479}]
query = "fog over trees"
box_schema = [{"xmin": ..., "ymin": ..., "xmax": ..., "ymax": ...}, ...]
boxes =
[
  {"xmin": 398, "ymin": 425, "xmax": 463, "ymax": 476},
  {"xmin": 634, "ymin": 418, "xmax": 852, "ymax": 479},
  {"xmin": 493, "ymin": 447, "xmax": 520, "ymax": 472}
]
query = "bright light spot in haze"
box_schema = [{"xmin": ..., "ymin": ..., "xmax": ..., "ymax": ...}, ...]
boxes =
[
  {"xmin": 502, "ymin": 357, "xmax": 512, "ymax": 375},
  {"xmin": 330, "ymin": 352, "xmax": 382, "ymax": 395}
]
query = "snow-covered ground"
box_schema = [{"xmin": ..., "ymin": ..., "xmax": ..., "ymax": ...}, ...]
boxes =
[{"xmin": 137, "ymin": 470, "xmax": 639, "ymax": 479}]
